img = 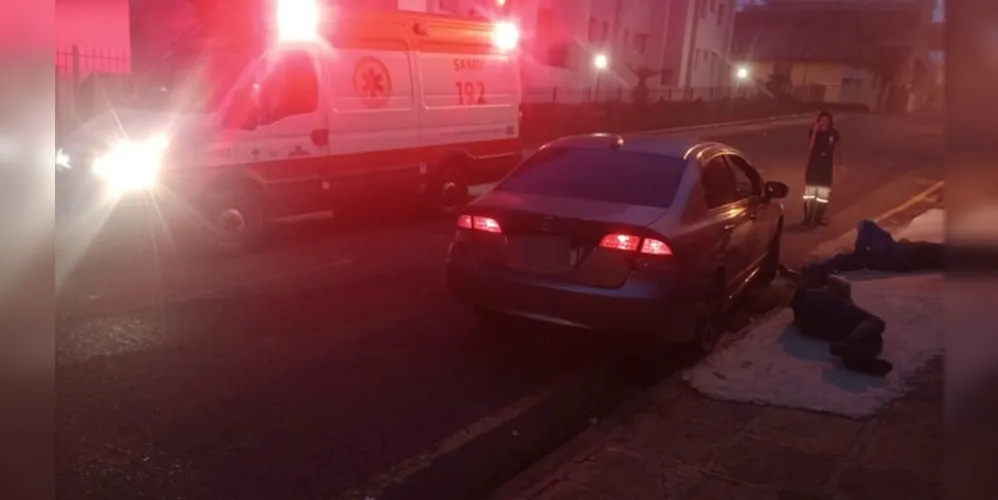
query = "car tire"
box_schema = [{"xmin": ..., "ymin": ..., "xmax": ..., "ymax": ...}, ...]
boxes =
[
  {"xmin": 683, "ymin": 277, "xmax": 727, "ymax": 358},
  {"xmin": 756, "ymin": 221, "xmax": 783, "ymax": 285},
  {"xmin": 428, "ymin": 165, "xmax": 470, "ymax": 216},
  {"xmin": 198, "ymin": 187, "xmax": 267, "ymax": 254}
]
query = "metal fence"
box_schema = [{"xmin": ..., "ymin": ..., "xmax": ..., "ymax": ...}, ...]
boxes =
[
  {"xmin": 55, "ymin": 45, "xmax": 132, "ymax": 139},
  {"xmin": 523, "ymin": 82, "xmax": 875, "ymax": 108}
]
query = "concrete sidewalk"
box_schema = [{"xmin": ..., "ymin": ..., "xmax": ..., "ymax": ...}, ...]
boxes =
[{"xmin": 490, "ymin": 211, "xmax": 943, "ymax": 500}]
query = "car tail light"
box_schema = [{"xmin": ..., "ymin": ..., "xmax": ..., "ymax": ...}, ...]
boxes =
[
  {"xmin": 458, "ymin": 214, "xmax": 502, "ymax": 234},
  {"xmin": 640, "ymin": 238, "xmax": 672, "ymax": 256},
  {"xmin": 600, "ymin": 233, "xmax": 672, "ymax": 256},
  {"xmin": 599, "ymin": 234, "xmax": 640, "ymax": 251}
]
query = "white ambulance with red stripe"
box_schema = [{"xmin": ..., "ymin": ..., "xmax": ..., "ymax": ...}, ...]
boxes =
[{"xmin": 58, "ymin": 1, "xmax": 522, "ymax": 252}]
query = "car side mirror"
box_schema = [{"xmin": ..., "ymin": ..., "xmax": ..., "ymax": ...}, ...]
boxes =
[{"xmin": 764, "ymin": 180, "xmax": 789, "ymax": 199}]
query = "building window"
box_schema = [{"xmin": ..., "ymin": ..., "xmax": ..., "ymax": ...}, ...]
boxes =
[
  {"xmin": 587, "ymin": 17, "xmax": 598, "ymax": 42},
  {"xmin": 700, "ymin": 0, "xmax": 708, "ymax": 18},
  {"xmin": 711, "ymin": 0, "xmax": 716, "ymax": 13},
  {"xmin": 547, "ymin": 43, "xmax": 571, "ymax": 69},
  {"xmin": 634, "ymin": 34, "xmax": 648, "ymax": 54},
  {"xmin": 718, "ymin": 3, "xmax": 726, "ymax": 25},
  {"xmin": 694, "ymin": 49, "xmax": 701, "ymax": 69}
]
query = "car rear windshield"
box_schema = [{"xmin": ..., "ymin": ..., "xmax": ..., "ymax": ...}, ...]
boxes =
[{"xmin": 496, "ymin": 147, "xmax": 687, "ymax": 207}]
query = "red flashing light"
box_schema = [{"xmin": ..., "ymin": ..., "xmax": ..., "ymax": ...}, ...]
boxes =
[
  {"xmin": 277, "ymin": 0, "xmax": 319, "ymax": 42},
  {"xmin": 492, "ymin": 21, "xmax": 519, "ymax": 52},
  {"xmin": 458, "ymin": 215, "xmax": 503, "ymax": 234},
  {"xmin": 600, "ymin": 234, "xmax": 673, "ymax": 256}
]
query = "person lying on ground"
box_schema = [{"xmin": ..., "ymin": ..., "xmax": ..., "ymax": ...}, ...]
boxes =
[
  {"xmin": 780, "ymin": 265, "xmax": 894, "ymax": 377},
  {"xmin": 811, "ymin": 219, "xmax": 944, "ymax": 275}
]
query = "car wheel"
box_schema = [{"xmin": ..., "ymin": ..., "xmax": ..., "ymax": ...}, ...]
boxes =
[
  {"xmin": 685, "ymin": 279, "xmax": 727, "ymax": 358},
  {"xmin": 199, "ymin": 188, "xmax": 267, "ymax": 254},
  {"xmin": 429, "ymin": 166, "xmax": 470, "ymax": 216},
  {"xmin": 756, "ymin": 222, "xmax": 783, "ymax": 285}
]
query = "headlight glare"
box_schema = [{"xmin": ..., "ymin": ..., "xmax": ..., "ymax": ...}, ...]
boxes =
[{"xmin": 92, "ymin": 136, "xmax": 169, "ymax": 195}]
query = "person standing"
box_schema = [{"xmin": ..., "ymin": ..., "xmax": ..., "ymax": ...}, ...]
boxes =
[{"xmin": 803, "ymin": 111, "xmax": 844, "ymax": 225}]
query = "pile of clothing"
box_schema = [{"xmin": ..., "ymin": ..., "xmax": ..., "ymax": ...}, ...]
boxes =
[{"xmin": 780, "ymin": 219, "xmax": 944, "ymax": 377}]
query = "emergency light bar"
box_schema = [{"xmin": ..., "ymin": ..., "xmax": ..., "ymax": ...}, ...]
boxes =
[
  {"xmin": 492, "ymin": 21, "xmax": 519, "ymax": 52},
  {"xmin": 276, "ymin": 0, "xmax": 320, "ymax": 42}
]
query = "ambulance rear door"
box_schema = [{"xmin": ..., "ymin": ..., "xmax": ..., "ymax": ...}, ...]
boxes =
[{"xmin": 417, "ymin": 40, "xmax": 520, "ymax": 152}]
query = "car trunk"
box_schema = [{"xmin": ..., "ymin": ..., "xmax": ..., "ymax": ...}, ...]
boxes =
[{"xmin": 469, "ymin": 191, "xmax": 668, "ymax": 288}]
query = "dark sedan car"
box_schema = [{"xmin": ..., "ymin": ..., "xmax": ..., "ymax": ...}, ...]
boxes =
[{"xmin": 446, "ymin": 133, "xmax": 789, "ymax": 355}]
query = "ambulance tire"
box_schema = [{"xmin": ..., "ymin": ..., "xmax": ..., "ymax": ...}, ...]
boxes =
[
  {"xmin": 427, "ymin": 165, "xmax": 470, "ymax": 216},
  {"xmin": 198, "ymin": 187, "xmax": 267, "ymax": 254}
]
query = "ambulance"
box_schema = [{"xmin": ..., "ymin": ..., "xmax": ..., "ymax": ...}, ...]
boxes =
[{"xmin": 57, "ymin": 0, "xmax": 523, "ymax": 252}]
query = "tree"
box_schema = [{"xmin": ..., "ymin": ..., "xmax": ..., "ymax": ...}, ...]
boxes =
[
  {"xmin": 627, "ymin": 64, "xmax": 661, "ymax": 107},
  {"xmin": 765, "ymin": 71, "xmax": 792, "ymax": 97}
]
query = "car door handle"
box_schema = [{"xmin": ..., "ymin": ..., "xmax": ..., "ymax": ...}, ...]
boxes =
[{"xmin": 311, "ymin": 129, "xmax": 329, "ymax": 147}]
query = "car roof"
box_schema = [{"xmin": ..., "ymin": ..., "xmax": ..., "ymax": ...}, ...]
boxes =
[{"xmin": 540, "ymin": 133, "xmax": 741, "ymax": 164}]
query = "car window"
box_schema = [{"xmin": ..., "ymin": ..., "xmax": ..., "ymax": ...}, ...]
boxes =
[
  {"xmin": 258, "ymin": 50, "xmax": 319, "ymax": 124},
  {"xmin": 700, "ymin": 155, "xmax": 738, "ymax": 209},
  {"xmin": 725, "ymin": 154, "xmax": 762, "ymax": 198},
  {"xmin": 496, "ymin": 147, "xmax": 688, "ymax": 208}
]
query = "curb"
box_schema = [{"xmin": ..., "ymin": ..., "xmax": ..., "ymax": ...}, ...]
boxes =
[
  {"xmin": 522, "ymin": 112, "xmax": 823, "ymax": 150},
  {"xmin": 643, "ymin": 112, "xmax": 817, "ymax": 135},
  {"xmin": 809, "ymin": 180, "xmax": 945, "ymax": 260},
  {"xmin": 486, "ymin": 374, "xmax": 689, "ymax": 500},
  {"xmin": 485, "ymin": 282, "xmax": 793, "ymax": 500}
]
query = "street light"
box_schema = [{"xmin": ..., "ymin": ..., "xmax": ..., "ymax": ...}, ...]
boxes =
[
  {"xmin": 593, "ymin": 53, "xmax": 608, "ymax": 102},
  {"xmin": 593, "ymin": 53, "xmax": 609, "ymax": 70},
  {"xmin": 735, "ymin": 66, "xmax": 750, "ymax": 81}
]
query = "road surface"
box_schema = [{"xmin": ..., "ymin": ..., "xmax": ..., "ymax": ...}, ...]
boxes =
[{"xmin": 55, "ymin": 114, "xmax": 942, "ymax": 499}]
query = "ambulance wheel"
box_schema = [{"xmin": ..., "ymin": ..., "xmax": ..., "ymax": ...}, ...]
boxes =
[
  {"xmin": 430, "ymin": 166, "xmax": 469, "ymax": 215},
  {"xmin": 200, "ymin": 188, "xmax": 266, "ymax": 254}
]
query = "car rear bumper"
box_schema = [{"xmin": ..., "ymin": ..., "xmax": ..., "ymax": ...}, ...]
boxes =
[{"xmin": 446, "ymin": 243, "xmax": 698, "ymax": 340}]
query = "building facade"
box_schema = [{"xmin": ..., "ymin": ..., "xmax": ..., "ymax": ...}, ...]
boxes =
[
  {"xmin": 405, "ymin": 0, "xmax": 737, "ymax": 101},
  {"xmin": 732, "ymin": 0, "xmax": 938, "ymax": 112}
]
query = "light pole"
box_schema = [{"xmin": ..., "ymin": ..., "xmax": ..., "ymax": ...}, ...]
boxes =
[{"xmin": 593, "ymin": 53, "xmax": 608, "ymax": 102}]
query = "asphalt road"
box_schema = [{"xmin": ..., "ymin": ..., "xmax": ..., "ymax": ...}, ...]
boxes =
[{"xmin": 55, "ymin": 113, "xmax": 942, "ymax": 499}]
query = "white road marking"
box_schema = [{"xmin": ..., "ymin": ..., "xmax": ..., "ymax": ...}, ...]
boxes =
[
  {"xmin": 334, "ymin": 380, "xmax": 567, "ymax": 500},
  {"xmin": 810, "ymin": 180, "xmax": 944, "ymax": 259}
]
